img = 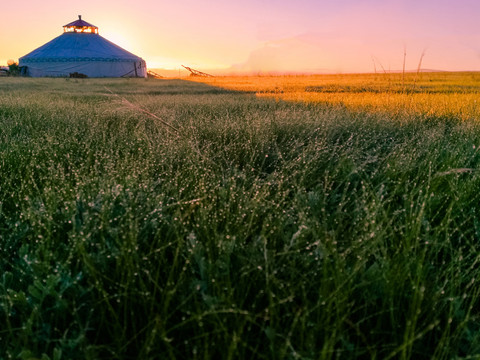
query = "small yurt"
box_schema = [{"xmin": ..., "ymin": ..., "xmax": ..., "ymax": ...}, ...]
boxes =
[{"xmin": 19, "ymin": 16, "xmax": 147, "ymax": 78}]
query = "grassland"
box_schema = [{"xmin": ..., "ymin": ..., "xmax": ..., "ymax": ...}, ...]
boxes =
[
  {"xmin": 1, "ymin": 73, "xmax": 480, "ymax": 359},
  {"xmin": 192, "ymin": 72, "xmax": 480, "ymax": 120}
]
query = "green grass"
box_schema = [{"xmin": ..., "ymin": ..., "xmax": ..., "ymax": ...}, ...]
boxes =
[{"xmin": 1, "ymin": 76, "xmax": 480, "ymax": 359}]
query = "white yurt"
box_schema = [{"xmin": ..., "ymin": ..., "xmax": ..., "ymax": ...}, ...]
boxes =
[{"xmin": 19, "ymin": 16, "xmax": 147, "ymax": 78}]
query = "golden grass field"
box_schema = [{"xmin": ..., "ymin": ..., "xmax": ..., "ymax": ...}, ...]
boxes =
[{"xmin": 191, "ymin": 72, "xmax": 480, "ymax": 121}]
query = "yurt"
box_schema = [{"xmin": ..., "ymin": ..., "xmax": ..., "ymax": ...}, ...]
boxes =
[{"xmin": 19, "ymin": 16, "xmax": 147, "ymax": 78}]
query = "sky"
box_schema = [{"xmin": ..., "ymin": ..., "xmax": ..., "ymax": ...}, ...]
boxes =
[{"xmin": 1, "ymin": 0, "xmax": 480, "ymax": 74}]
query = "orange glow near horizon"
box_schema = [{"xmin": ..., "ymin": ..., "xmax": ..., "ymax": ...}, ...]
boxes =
[{"xmin": 1, "ymin": 0, "xmax": 480, "ymax": 75}]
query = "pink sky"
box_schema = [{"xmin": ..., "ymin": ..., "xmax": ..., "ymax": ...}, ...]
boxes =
[{"xmin": 1, "ymin": 0, "xmax": 480, "ymax": 74}]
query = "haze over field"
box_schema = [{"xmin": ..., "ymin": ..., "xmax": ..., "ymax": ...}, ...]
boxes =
[{"xmin": 1, "ymin": 0, "xmax": 480, "ymax": 74}]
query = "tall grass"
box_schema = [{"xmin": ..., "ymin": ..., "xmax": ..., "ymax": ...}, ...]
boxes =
[{"xmin": 1, "ymin": 76, "xmax": 480, "ymax": 359}]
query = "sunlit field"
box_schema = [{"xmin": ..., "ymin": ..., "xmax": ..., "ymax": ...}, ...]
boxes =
[
  {"xmin": 193, "ymin": 72, "xmax": 480, "ymax": 120},
  {"xmin": 1, "ymin": 74, "xmax": 480, "ymax": 359}
]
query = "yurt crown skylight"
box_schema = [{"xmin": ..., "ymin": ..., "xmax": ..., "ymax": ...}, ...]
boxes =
[{"xmin": 63, "ymin": 15, "xmax": 98, "ymax": 34}]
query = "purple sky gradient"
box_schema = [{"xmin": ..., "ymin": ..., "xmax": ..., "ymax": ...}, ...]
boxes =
[{"xmin": 1, "ymin": 0, "xmax": 479, "ymax": 73}]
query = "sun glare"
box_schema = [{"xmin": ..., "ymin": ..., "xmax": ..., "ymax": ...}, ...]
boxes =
[{"xmin": 102, "ymin": 31, "xmax": 135, "ymax": 52}]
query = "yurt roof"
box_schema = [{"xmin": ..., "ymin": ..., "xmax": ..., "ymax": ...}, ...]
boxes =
[
  {"xmin": 19, "ymin": 26, "xmax": 143, "ymax": 63},
  {"xmin": 64, "ymin": 15, "xmax": 97, "ymax": 28}
]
